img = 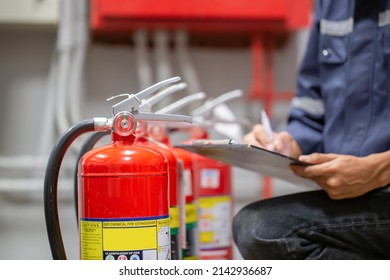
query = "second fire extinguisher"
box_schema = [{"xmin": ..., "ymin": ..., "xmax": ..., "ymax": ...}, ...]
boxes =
[
  {"xmin": 188, "ymin": 89, "xmax": 243, "ymax": 260},
  {"xmin": 150, "ymin": 92, "xmax": 207, "ymax": 260}
]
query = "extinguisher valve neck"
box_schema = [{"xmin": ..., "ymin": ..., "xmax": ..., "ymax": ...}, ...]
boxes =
[
  {"xmin": 93, "ymin": 117, "xmax": 112, "ymax": 132},
  {"xmin": 112, "ymin": 112, "xmax": 136, "ymax": 136}
]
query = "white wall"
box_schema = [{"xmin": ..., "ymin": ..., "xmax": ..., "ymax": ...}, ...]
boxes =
[{"xmin": 0, "ymin": 21, "xmax": 310, "ymax": 259}]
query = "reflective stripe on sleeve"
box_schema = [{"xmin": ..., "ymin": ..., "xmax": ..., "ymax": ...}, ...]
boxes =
[
  {"xmin": 320, "ymin": 18, "xmax": 353, "ymax": 36},
  {"xmin": 291, "ymin": 97, "xmax": 325, "ymax": 116},
  {"xmin": 379, "ymin": 10, "xmax": 390, "ymax": 27}
]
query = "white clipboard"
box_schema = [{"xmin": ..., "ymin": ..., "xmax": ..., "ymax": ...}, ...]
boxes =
[{"xmin": 175, "ymin": 141, "xmax": 319, "ymax": 189}]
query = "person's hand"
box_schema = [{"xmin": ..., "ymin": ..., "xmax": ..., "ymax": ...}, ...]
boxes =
[
  {"xmin": 243, "ymin": 124, "xmax": 302, "ymax": 158},
  {"xmin": 290, "ymin": 153, "xmax": 390, "ymax": 199}
]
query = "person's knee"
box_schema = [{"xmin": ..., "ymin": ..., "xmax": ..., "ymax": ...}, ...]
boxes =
[
  {"xmin": 232, "ymin": 202, "xmax": 276, "ymax": 259},
  {"xmin": 232, "ymin": 200, "xmax": 296, "ymax": 259},
  {"xmin": 232, "ymin": 206, "xmax": 255, "ymax": 258},
  {"xmin": 233, "ymin": 200, "xmax": 280, "ymax": 241},
  {"xmin": 232, "ymin": 206, "xmax": 249, "ymax": 244}
]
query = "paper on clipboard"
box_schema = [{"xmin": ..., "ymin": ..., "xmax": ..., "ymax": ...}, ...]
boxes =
[{"xmin": 175, "ymin": 141, "xmax": 319, "ymax": 189}]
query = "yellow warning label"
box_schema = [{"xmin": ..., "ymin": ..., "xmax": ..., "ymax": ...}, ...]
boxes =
[
  {"xmin": 200, "ymin": 232, "xmax": 214, "ymax": 243},
  {"xmin": 80, "ymin": 216, "xmax": 170, "ymax": 260},
  {"xmin": 103, "ymin": 227, "xmax": 156, "ymax": 251},
  {"xmin": 170, "ymin": 207, "xmax": 180, "ymax": 229},
  {"xmin": 185, "ymin": 203, "xmax": 198, "ymax": 224},
  {"xmin": 198, "ymin": 195, "xmax": 232, "ymax": 247},
  {"xmin": 199, "ymin": 195, "xmax": 231, "ymax": 207},
  {"xmin": 103, "ymin": 220, "xmax": 157, "ymax": 227}
]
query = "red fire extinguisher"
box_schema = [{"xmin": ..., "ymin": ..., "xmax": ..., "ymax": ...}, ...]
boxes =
[
  {"xmin": 44, "ymin": 77, "xmax": 192, "ymax": 260},
  {"xmin": 74, "ymin": 82, "xmax": 188, "ymax": 260},
  {"xmin": 149, "ymin": 124, "xmax": 200, "ymax": 260},
  {"xmin": 187, "ymin": 90, "xmax": 243, "ymax": 260},
  {"xmin": 186, "ymin": 128, "xmax": 233, "ymax": 260},
  {"xmin": 131, "ymin": 82, "xmax": 188, "ymax": 260},
  {"xmin": 150, "ymin": 92, "xmax": 206, "ymax": 260},
  {"xmin": 135, "ymin": 122, "xmax": 183, "ymax": 259}
]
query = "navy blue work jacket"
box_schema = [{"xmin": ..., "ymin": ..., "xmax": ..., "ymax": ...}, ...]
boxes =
[{"xmin": 286, "ymin": 0, "xmax": 390, "ymax": 156}]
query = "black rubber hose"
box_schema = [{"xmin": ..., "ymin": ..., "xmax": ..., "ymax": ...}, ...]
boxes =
[
  {"xmin": 73, "ymin": 131, "xmax": 109, "ymax": 225},
  {"xmin": 44, "ymin": 119, "xmax": 96, "ymax": 260}
]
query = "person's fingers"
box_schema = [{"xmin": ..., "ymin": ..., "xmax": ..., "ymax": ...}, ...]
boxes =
[
  {"xmin": 272, "ymin": 131, "xmax": 297, "ymax": 156},
  {"xmin": 253, "ymin": 124, "xmax": 274, "ymax": 143},
  {"xmin": 243, "ymin": 132, "xmax": 262, "ymax": 146},
  {"xmin": 298, "ymin": 153, "xmax": 338, "ymax": 164},
  {"xmin": 243, "ymin": 124, "xmax": 274, "ymax": 148}
]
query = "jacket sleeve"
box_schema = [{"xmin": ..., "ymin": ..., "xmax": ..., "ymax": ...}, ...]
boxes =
[{"xmin": 285, "ymin": 2, "xmax": 324, "ymax": 155}]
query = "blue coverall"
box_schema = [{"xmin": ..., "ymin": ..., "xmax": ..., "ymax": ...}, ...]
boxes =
[{"xmin": 233, "ymin": 0, "xmax": 390, "ymax": 259}]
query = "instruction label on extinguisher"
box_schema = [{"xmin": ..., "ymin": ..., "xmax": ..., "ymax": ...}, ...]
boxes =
[
  {"xmin": 200, "ymin": 169, "xmax": 220, "ymax": 189},
  {"xmin": 199, "ymin": 195, "xmax": 232, "ymax": 248},
  {"xmin": 80, "ymin": 216, "xmax": 170, "ymax": 260},
  {"xmin": 182, "ymin": 203, "xmax": 199, "ymax": 260},
  {"xmin": 169, "ymin": 206, "xmax": 180, "ymax": 234}
]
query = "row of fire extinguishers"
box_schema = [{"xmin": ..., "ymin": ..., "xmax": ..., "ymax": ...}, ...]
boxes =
[{"xmin": 43, "ymin": 76, "xmax": 243, "ymax": 260}]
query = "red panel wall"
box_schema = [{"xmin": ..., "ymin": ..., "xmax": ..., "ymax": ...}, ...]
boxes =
[{"xmin": 91, "ymin": 0, "xmax": 312, "ymax": 35}]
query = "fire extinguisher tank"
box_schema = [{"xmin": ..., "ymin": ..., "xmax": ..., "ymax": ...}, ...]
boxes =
[
  {"xmin": 78, "ymin": 133, "xmax": 171, "ymax": 260},
  {"xmin": 135, "ymin": 135, "xmax": 182, "ymax": 260},
  {"xmin": 171, "ymin": 146, "xmax": 200, "ymax": 260}
]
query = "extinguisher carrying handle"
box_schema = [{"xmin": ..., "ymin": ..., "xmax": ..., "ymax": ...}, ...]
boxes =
[
  {"xmin": 139, "ymin": 82, "xmax": 187, "ymax": 113},
  {"xmin": 44, "ymin": 118, "xmax": 111, "ymax": 260},
  {"xmin": 108, "ymin": 76, "xmax": 181, "ymax": 116}
]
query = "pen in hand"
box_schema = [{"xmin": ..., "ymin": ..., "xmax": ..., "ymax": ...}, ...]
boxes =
[
  {"xmin": 261, "ymin": 109, "xmax": 291, "ymax": 156},
  {"xmin": 261, "ymin": 109, "xmax": 273, "ymax": 140}
]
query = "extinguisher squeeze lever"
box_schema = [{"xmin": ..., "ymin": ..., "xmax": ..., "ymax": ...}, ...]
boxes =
[
  {"xmin": 108, "ymin": 77, "xmax": 193, "ymax": 125},
  {"xmin": 156, "ymin": 92, "xmax": 207, "ymax": 115},
  {"xmin": 190, "ymin": 89, "xmax": 243, "ymax": 118},
  {"xmin": 139, "ymin": 82, "xmax": 188, "ymax": 113},
  {"xmin": 143, "ymin": 92, "xmax": 206, "ymax": 130},
  {"xmin": 107, "ymin": 76, "xmax": 181, "ymax": 116}
]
